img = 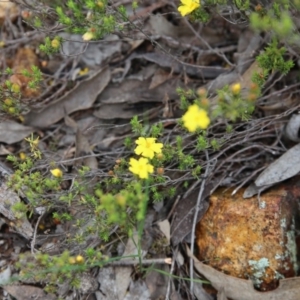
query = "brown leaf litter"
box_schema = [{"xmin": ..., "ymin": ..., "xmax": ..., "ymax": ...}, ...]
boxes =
[{"xmin": 2, "ymin": 2, "xmax": 300, "ymax": 300}]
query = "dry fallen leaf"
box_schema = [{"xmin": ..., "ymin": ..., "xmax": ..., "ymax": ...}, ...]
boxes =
[
  {"xmin": 145, "ymin": 265, "xmax": 170, "ymax": 299},
  {"xmin": 284, "ymin": 113, "xmax": 300, "ymax": 142},
  {"xmin": 149, "ymin": 68, "xmax": 171, "ymax": 89},
  {"xmin": 24, "ymin": 67, "xmax": 111, "ymax": 127},
  {"xmin": 0, "ymin": 121, "xmax": 33, "ymax": 144},
  {"xmin": 0, "ymin": 266, "xmax": 11, "ymax": 285},
  {"xmin": 187, "ymin": 246, "xmax": 300, "ymax": 300},
  {"xmin": 60, "ymin": 33, "xmax": 122, "ymax": 67},
  {"xmin": 207, "ymin": 41, "xmax": 262, "ymax": 95},
  {"xmin": 0, "ymin": 180, "xmax": 33, "ymax": 239},
  {"xmin": 129, "ymin": 52, "xmax": 227, "ymax": 79},
  {"xmin": 96, "ymin": 232, "xmax": 149, "ymax": 299},
  {"xmin": 97, "ymin": 75, "xmax": 178, "ymax": 104},
  {"xmin": 96, "ymin": 267, "xmax": 119, "ymax": 299},
  {"xmin": 171, "ymin": 187, "xmax": 210, "ymax": 246},
  {"xmin": 4, "ymin": 285, "xmax": 56, "ymax": 300},
  {"xmin": 94, "ymin": 75, "xmax": 178, "ymax": 119},
  {"xmin": 124, "ymin": 279, "xmax": 151, "ymax": 300},
  {"xmin": 244, "ymin": 143, "xmax": 300, "ymax": 198},
  {"xmin": 192, "ymin": 273, "xmax": 214, "ymax": 300},
  {"xmin": 157, "ymin": 219, "xmax": 170, "ymax": 244},
  {"xmin": 64, "ymin": 115, "xmax": 98, "ymax": 170},
  {"xmin": 115, "ymin": 232, "xmax": 145, "ymax": 300}
]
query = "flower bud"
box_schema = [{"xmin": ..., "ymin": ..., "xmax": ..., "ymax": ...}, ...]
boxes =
[
  {"xmin": 4, "ymin": 98, "xmax": 13, "ymax": 106},
  {"xmin": 76, "ymin": 255, "xmax": 84, "ymax": 264},
  {"xmin": 197, "ymin": 87, "xmax": 207, "ymax": 98},
  {"xmin": 116, "ymin": 195, "xmax": 126, "ymax": 206},
  {"xmin": 82, "ymin": 32, "xmax": 94, "ymax": 41},
  {"xmin": 200, "ymin": 98, "xmax": 209, "ymax": 106},
  {"xmin": 50, "ymin": 168, "xmax": 63, "ymax": 178},
  {"xmin": 156, "ymin": 153, "xmax": 164, "ymax": 160},
  {"xmin": 69, "ymin": 257, "xmax": 76, "ymax": 264},
  {"xmin": 157, "ymin": 167, "xmax": 164, "ymax": 175},
  {"xmin": 51, "ymin": 39, "xmax": 60, "ymax": 49},
  {"xmin": 19, "ymin": 152, "xmax": 26, "ymax": 160},
  {"xmin": 8, "ymin": 107, "xmax": 16, "ymax": 114},
  {"xmin": 41, "ymin": 60, "xmax": 48, "ymax": 67},
  {"xmin": 231, "ymin": 83, "xmax": 241, "ymax": 95},
  {"xmin": 11, "ymin": 83, "xmax": 20, "ymax": 93}
]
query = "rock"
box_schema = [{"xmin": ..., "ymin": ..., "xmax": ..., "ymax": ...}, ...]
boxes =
[{"xmin": 196, "ymin": 177, "xmax": 300, "ymax": 291}]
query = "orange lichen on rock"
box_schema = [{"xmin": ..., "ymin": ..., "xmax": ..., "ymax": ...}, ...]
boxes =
[
  {"xmin": 196, "ymin": 178, "xmax": 300, "ymax": 291},
  {"xmin": 10, "ymin": 48, "xmax": 40, "ymax": 99}
]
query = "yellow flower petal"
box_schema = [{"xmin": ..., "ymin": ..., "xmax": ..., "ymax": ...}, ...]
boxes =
[
  {"xmin": 151, "ymin": 143, "xmax": 163, "ymax": 153},
  {"xmin": 134, "ymin": 145, "xmax": 145, "ymax": 155},
  {"xmin": 79, "ymin": 67, "xmax": 89, "ymax": 76},
  {"xmin": 82, "ymin": 32, "xmax": 94, "ymax": 41},
  {"xmin": 69, "ymin": 257, "xmax": 76, "ymax": 264},
  {"xmin": 19, "ymin": 152, "xmax": 26, "ymax": 160},
  {"xmin": 142, "ymin": 148, "xmax": 155, "ymax": 159},
  {"xmin": 129, "ymin": 158, "xmax": 138, "ymax": 172},
  {"xmin": 51, "ymin": 39, "xmax": 60, "ymax": 48},
  {"xmin": 182, "ymin": 104, "xmax": 210, "ymax": 132},
  {"xmin": 32, "ymin": 137, "xmax": 39, "ymax": 147},
  {"xmin": 231, "ymin": 83, "xmax": 241, "ymax": 95},
  {"xmin": 178, "ymin": 6, "xmax": 190, "ymax": 16},
  {"xmin": 129, "ymin": 157, "xmax": 154, "ymax": 179},
  {"xmin": 134, "ymin": 137, "xmax": 163, "ymax": 159},
  {"xmin": 139, "ymin": 169, "xmax": 148, "ymax": 179},
  {"xmin": 147, "ymin": 164, "xmax": 154, "ymax": 173},
  {"xmin": 178, "ymin": 0, "xmax": 200, "ymax": 16}
]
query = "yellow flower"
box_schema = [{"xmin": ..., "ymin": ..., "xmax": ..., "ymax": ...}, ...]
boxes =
[
  {"xmin": 97, "ymin": 1, "xmax": 104, "ymax": 8},
  {"xmin": 75, "ymin": 255, "xmax": 84, "ymax": 264},
  {"xmin": 82, "ymin": 32, "xmax": 94, "ymax": 41},
  {"xmin": 178, "ymin": 0, "xmax": 200, "ymax": 16},
  {"xmin": 231, "ymin": 83, "xmax": 241, "ymax": 95},
  {"xmin": 69, "ymin": 257, "xmax": 76, "ymax": 264},
  {"xmin": 134, "ymin": 137, "xmax": 163, "ymax": 159},
  {"xmin": 19, "ymin": 152, "xmax": 26, "ymax": 160},
  {"xmin": 31, "ymin": 136, "xmax": 39, "ymax": 147},
  {"xmin": 4, "ymin": 98, "xmax": 13, "ymax": 106},
  {"xmin": 11, "ymin": 83, "xmax": 20, "ymax": 93},
  {"xmin": 182, "ymin": 104, "xmax": 210, "ymax": 132},
  {"xmin": 79, "ymin": 67, "xmax": 89, "ymax": 76},
  {"xmin": 50, "ymin": 168, "xmax": 63, "ymax": 178},
  {"xmin": 116, "ymin": 194, "xmax": 126, "ymax": 206},
  {"xmin": 8, "ymin": 107, "xmax": 16, "ymax": 114},
  {"xmin": 51, "ymin": 39, "xmax": 60, "ymax": 49},
  {"xmin": 129, "ymin": 157, "xmax": 154, "ymax": 179},
  {"xmin": 25, "ymin": 134, "xmax": 39, "ymax": 152}
]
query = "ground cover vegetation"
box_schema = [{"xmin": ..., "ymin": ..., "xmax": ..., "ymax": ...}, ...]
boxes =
[{"xmin": 0, "ymin": 0, "xmax": 300, "ymax": 298}]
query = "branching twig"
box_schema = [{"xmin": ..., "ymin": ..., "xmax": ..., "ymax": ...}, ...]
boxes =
[
  {"xmin": 165, "ymin": 246, "xmax": 177, "ymax": 300},
  {"xmin": 189, "ymin": 150, "xmax": 210, "ymax": 294},
  {"xmin": 31, "ymin": 213, "xmax": 44, "ymax": 254}
]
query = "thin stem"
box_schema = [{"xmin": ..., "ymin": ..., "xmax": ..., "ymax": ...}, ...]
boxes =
[{"xmin": 189, "ymin": 150, "xmax": 210, "ymax": 295}]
